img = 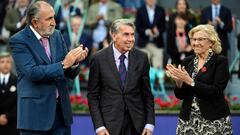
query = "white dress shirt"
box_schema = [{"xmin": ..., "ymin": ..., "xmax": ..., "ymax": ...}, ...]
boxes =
[
  {"xmin": 0, "ymin": 73, "xmax": 10, "ymax": 85},
  {"xmin": 146, "ymin": 5, "xmax": 155, "ymax": 24},
  {"xmin": 211, "ymin": 4, "xmax": 220, "ymax": 21},
  {"xmin": 211, "ymin": 4, "xmax": 224, "ymax": 28}
]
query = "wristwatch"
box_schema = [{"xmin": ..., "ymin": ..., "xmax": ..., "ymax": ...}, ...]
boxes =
[
  {"xmin": 190, "ymin": 80, "xmax": 195, "ymax": 87},
  {"xmin": 61, "ymin": 61, "xmax": 66, "ymax": 70}
]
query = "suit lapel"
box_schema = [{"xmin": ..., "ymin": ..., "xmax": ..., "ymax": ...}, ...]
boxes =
[
  {"xmin": 106, "ymin": 45, "xmax": 122, "ymax": 89},
  {"xmin": 124, "ymin": 49, "xmax": 136, "ymax": 91},
  {"xmin": 25, "ymin": 26, "xmax": 51, "ymax": 64},
  {"xmin": 219, "ymin": 6, "xmax": 223, "ymax": 19},
  {"xmin": 186, "ymin": 58, "xmax": 194, "ymax": 77},
  {"xmin": 194, "ymin": 55, "xmax": 216, "ymax": 79},
  {"xmin": 49, "ymin": 36, "xmax": 56, "ymax": 63},
  {"xmin": 208, "ymin": 7, "xmax": 213, "ymax": 21},
  {"xmin": 143, "ymin": 7, "xmax": 151, "ymax": 26},
  {"xmin": 153, "ymin": 7, "xmax": 158, "ymax": 25}
]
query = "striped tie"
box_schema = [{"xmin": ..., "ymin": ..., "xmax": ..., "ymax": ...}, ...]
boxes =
[{"xmin": 119, "ymin": 54, "xmax": 127, "ymax": 90}]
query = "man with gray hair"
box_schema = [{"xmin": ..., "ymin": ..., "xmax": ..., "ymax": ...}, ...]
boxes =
[
  {"xmin": 9, "ymin": 1, "xmax": 88, "ymax": 135},
  {"xmin": 88, "ymin": 19, "xmax": 155, "ymax": 135}
]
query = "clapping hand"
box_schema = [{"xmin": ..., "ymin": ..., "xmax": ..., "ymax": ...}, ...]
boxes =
[
  {"xmin": 166, "ymin": 64, "xmax": 193, "ymax": 87},
  {"xmin": 75, "ymin": 45, "xmax": 88, "ymax": 63},
  {"xmin": 142, "ymin": 128, "xmax": 152, "ymax": 135},
  {"xmin": 0, "ymin": 114, "xmax": 8, "ymax": 126},
  {"xmin": 97, "ymin": 129, "xmax": 110, "ymax": 135},
  {"xmin": 62, "ymin": 45, "xmax": 88, "ymax": 69}
]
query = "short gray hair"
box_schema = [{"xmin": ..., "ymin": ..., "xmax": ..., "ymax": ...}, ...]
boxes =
[
  {"xmin": 110, "ymin": 19, "xmax": 135, "ymax": 34},
  {"xmin": 26, "ymin": 1, "xmax": 51, "ymax": 25}
]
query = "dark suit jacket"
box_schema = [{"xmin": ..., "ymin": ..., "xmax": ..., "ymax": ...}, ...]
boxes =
[
  {"xmin": 135, "ymin": 5, "xmax": 165, "ymax": 48},
  {"xmin": 0, "ymin": 73, "xmax": 19, "ymax": 135},
  {"xmin": 174, "ymin": 54, "xmax": 230, "ymax": 121},
  {"xmin": 87, "ymin": 45, "xmax": 155, "ymax": 135},
  {"xmin": 201, "ymin": 5, "xmax": 232, "ymax": 55},
  {"xmin": 9, "ymin": 25, "xmax": 80, "ymax": 131}
]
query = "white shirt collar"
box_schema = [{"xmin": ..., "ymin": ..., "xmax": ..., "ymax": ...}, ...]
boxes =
[
  {"xmin": 211, "ymin": 4, "xmax": 221, "ymax": 9},
  {"xmin": 112, "ymin": 44, "xmax": 129, "ymax": 61},
  {"xmin": 0, "ymin": 72, "xmax": 10, "ymax": 84},
  {"xmin": 30, "ymin": 25, "xmax": 43, "ymax": 40},
  {"xmin": 1, "ymin": 73, "xmax": 10, "ymax": 78},
  {"xmin": 19, "ymin": 7, "xmax": 27, "ymax": 15},
  {"xmin": 146, "ymin": 5, "xmax": 155, "ymax": 11}
]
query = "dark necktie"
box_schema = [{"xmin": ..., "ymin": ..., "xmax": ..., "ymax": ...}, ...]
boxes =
[
  {"xmin": 2, "ymin": 77, "xmax": 5, "ymax": 86},
  {"xmin": 119, "ymin": 54, "xmax": 127, "ymax": 89},
  {"xmin": 215, "ymin": 6, "xmax": 219, "ymax": 18}
]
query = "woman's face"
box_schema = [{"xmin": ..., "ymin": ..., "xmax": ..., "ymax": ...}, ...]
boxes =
[
  {"xmin": 175, "ymin": 16, "xmax": 187, "ymax": 28},
  {"xmin": 177, "ymin": 0, "xmax": 187, "ymax": 13},
  {"xmin": 190, "ymin": 31, "xmax": 212, "ymax": 56}
]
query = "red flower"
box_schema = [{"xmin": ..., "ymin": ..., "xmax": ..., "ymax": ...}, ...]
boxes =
[
  {"xmin": 201, "ymin": 66, "xmax": 207, "ymax": 73},
  {"xmin": 233, "ymin": 96, "xmax": 238, "ymax": 102}
]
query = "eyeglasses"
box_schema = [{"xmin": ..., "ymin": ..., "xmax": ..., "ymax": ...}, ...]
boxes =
[{"xmin": 190, "ymin": 37, "xmax": 209, "ymax": 42}]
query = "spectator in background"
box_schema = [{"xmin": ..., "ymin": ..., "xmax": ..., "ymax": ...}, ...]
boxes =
[
  {"xmin": 167, "ymin": 13, "xmax": 193, "ymax": 65},
  {"xmin": 167, "ymin": 0, "xmax": 196, "ymax": 63},
  {"xmin": 63, "ymin": 15, "xmax": 92, "ymax": 64},
  {"xmin": 4, "ymin": 0, "xmax": 29, "ymax": 36},
  {"xmin": 201, "ymin": 0, "xmax": 232, "ymax": 56},
  {"xmin": 135, "ymin": 0, "xmax": 165, "ymax": 69},
  {"xmin": 0, "ymin": 0, "xmax": 9, "ymax": 35},
  {"xmin": 167, "ymin": 0, "xmax": 197, "ymax": 41},
  {"xmin": 166, "ymin": 24, "xmax": 232, "ymax": 135},
  {"xmin": 0, "ymin": 52, "xmax": 19, "ymax": 135},
  {"xmin": 168, "ymin": 0, "xmax": 196, "ymax": 34},
  {"xmin": 116, "ymin": 0, "xmax": 144, "ymax": 18},
  {"xmin": 55, "ymin": 0, "xmax": 82, "ymax": 32},
  {"xmin": 86, "ymin": 0, "xmax": 123, "ymax": 54}
]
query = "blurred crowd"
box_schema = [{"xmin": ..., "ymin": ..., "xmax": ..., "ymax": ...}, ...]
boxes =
[
  {"xmin": 0, "ymin": 0, "xmax": 239, "ymax": 134},
  {"xmin": 0, "ymin": 0, "xmax": 239, "ymax": 73},
  {"xmin": 0, "ymin": 0, "xmax": 239, "ymax": 69}
]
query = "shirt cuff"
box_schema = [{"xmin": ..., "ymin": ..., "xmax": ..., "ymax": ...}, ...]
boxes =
[
  {"xmin": 71, "ymin": 63, "xmax": 79, "ymax": 69},
  {"xmin": 219, "ymin": 22, "xmax": 225, "ymax": 29},
  {"xmin": 144, "ymin": 124, "xmax": 154, "ymax": 132},
  {"xmin": 145, "ymin": 29, "xmax": 151, "ymax": 36},
  {"xmin": 96, "ymin": 126, "xmax": 106, "ymax": 134},
  {"xmin": 16, "ymin": 22, "xmax": 21, "ymax": 28}
]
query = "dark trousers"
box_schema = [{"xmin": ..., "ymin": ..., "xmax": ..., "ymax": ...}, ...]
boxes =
[
  {"xmin": 20, "ymin": 101, "xmax": 70, "ymax": 135},
  {"xmin": 119, "ymin": 110, "xmax": 140, "ymax": 135}
]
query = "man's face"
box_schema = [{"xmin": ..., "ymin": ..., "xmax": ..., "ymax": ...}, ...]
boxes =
[
  {"xmin": 71, "ymin": 17, "xmax": 81, "ymax": 34},
  {"xmin": 112, "ymin": 25, "xmax": 135, "ymax": 53},
  {"xmin": 211, "ymin": 0, "xmax": 220, "ymax": 5},
  {"xmin": 0, "ymin": 57, "xmax": 12, "ymax": 74},
  {"xmin": 146, "ymin": 0, "xmax": 156, "ymax": 7},
  {"xmin": 32, "ymin": 4, "xmax": 56, "ymax": 37},
  {"xmin": 17, "ymin": 0, "xmax": 29, "ymax": 8},
  {"xmin": 100, "ymin": 0, "xmax": 108, "ymax": 4}
]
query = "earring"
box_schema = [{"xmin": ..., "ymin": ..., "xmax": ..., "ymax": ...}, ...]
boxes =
[{"xmin": 208, "ymin": 48, "xmax": 213, "ymax": 53}]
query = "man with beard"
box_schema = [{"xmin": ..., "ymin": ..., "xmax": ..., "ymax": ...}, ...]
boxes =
[{"xmin": 9, "ymin": 1, "xmax": 88, "ymax": 135}]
